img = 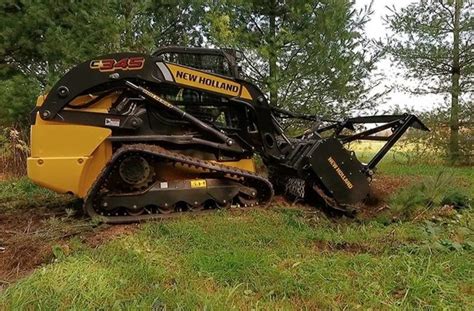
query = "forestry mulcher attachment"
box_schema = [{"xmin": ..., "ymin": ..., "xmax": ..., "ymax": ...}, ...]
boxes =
[{"xmin": 27, "ymin": 47, "xmax": 428, "ymax": 223}]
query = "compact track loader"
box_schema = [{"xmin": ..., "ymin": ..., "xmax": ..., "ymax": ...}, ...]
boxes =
[{"xmin": 27, "ymin": 46, "xmax": 428, "ymax": 223}]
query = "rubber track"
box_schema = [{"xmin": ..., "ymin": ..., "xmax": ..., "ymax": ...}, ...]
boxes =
[{"xmin": 84, "ymin": 144, "xmax": 274, "ymax": 223}]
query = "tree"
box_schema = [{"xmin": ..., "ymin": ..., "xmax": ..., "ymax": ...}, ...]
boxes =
[
  {"xmin": 383, "ymin": 0, "xmax": 473, "ymax": 164},
  {"xmin": 0, "ymin": 0, "xmax": 205, "ymax": 126},
  {"xmin": 205, "ymin": 0, "xmax": 380, "ymax": 117}
]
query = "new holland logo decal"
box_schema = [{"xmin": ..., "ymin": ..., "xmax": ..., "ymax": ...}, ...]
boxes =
[
  {"xmin": 327, "ymin": 156, "xmax": 354, "ymax": 189},
  {"xmin": 164, "ymin": 63, "xmax": 242, "ymax": 97},
  {"xmin": 175, "ymin": 71, "xmax": 240, "ymax": 93}
]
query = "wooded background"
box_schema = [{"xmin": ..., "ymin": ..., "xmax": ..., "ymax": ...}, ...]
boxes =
[{"xmin": 0, "ymin": 0, "xmax": 472, "ymax": 165}]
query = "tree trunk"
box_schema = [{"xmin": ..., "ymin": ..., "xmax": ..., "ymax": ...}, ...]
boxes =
[
  {"xmin": 268, "ymin": 2, "xmax": 278, "ymax": 107},
  {"xmin": 449, "ymin": 0, "xmax": 461, "ymax": 164}
]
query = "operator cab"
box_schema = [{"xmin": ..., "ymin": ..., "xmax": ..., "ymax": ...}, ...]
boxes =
[{"xmin": 153, "ymin": 46, "xmax": 242, "ymax": 79}]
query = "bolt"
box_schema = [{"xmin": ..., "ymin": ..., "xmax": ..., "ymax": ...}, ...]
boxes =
[
  {"xmin": 164, "ymin": 203, "xmax": 168, "ymax": 207},
  {"xmin": 78, "ymin": 158, "xmax": 84, "ymax": 164},
  {"xmin": 103, "ymin": 202, "xmax": 108, "ymax": 207},
  {"xmin": 42, "ymin": 110, "xmax": 51, "ymax": 119},
  {"xmin": 194, "ymin": 201, "xmax": 198, "ymax": 205},
  {"xmin": 57, "ymin": 86, "xmax": 69, "ymax": 98},
  {"xmin": 38, "ymin": 159, "xmax": 44, "ymax": 165},
  {"xmin": 133, "ymin": 205, "xmax": 137, "ymax": 209},
  {"xmin": 223, "ymin": 200, "xmax": 226, "ymax": 203}
]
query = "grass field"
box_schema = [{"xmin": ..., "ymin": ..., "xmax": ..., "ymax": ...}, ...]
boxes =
[{"xmin": 0, "ymin": 145, "xmax": 472, "ymax": 309}]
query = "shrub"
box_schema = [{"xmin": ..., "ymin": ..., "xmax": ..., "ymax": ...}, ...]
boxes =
[
  {"xmin": 403, "ymin": 104, "xmax": 473, "ymax": 166},
  {"xmin": 0, "ymin": 126, "xmax": 29, "ymax": 177},
  {"xmin": 388, "ymin": 172, "xmax": 471, "ymax": 219}
]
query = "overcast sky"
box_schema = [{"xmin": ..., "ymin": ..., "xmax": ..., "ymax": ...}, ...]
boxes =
[{"xmin": 355, "ymin": 0, "xmax": 444, "ymax": 112}]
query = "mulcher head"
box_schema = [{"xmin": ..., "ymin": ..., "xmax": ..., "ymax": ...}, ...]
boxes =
[{"xmin": 308, "ymin": 138, "xmax": 370, "ymax": 205}]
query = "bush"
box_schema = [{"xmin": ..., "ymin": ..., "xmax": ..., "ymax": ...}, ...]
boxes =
[
  {"xmin": 388, "ymin": 172, "xmax": 471, "ymax": 219},
  {"xmin": 0, "ymin": 126, "xmax": 29, "ymax": 177},
  {"xmin": 403, "ymin": 104, "xmax": 473, "ymax": 166},
  {"xmin": 441, "ymin": 192, "xmax": 471, "ymax": 210}
]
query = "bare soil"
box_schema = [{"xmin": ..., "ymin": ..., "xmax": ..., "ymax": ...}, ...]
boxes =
[
  {"xmin": 357, "ymin": 174, "xmax": 414, "ymax": 218},
  {"xmin": 0, "ymin": 205, "xmax": 137, "ymax": 286}
]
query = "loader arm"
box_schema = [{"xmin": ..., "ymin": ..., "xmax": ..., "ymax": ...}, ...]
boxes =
[{"xmin": 34, "ymin": 52, "xmax": 284, "ymax": 159}]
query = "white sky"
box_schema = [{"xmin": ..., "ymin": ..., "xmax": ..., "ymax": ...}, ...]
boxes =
[{"xmin": 356, "ymin": 0, "xmax": 444, "ymax": 112}]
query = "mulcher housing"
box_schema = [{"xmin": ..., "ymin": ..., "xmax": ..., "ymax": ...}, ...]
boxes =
[{"xmin": 28, "ymin": 46, "xmax": 428, "ymax": 222}]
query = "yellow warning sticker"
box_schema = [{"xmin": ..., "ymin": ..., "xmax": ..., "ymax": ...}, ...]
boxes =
[{"xmin": 190, "ymin": 179, "xmax": 207, "ymax": 188}]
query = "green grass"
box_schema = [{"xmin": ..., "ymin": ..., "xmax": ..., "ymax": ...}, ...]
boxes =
[
  {"xmin": 1, "ymin": 207, "xmax": 473, "ymax": 309},
  {"xmin": 352, "ymin": 141, "xmax": 473, "ymax": 195},
  {"xmin": 0, "ymin": 177, "xmax": 72, "ymax": 210}
]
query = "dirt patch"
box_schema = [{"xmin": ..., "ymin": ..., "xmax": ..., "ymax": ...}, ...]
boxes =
[
  {"xmin": 85, "ymin": 224, "xmax": 139, "ymax": 248},
  {"xmin": 367, "ymin": 175, "xmax": 413, "ymax": 205},
  {"xmin": 0, "ymin": 206, "xmax": 63, "ymax": 284},
  {"xmin": 313, "ymin": 240, "xmax": 381, "ymax": 255},
  {"xmin": 0, "ymin": 205, "xmax": 137, "ymax": 286},
  {"xmin": 357, "ymin": 175, "xmax": 417, "ymax": 218}
]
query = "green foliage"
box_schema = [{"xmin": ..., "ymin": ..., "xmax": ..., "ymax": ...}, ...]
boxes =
[
  {"xmin": 382, "ymin": 0, "xmax": 472, "ymax": 93},
  {"xmin": 441, "ymin": 192, "xmax": 471, "ymax": 210},
  {"xmin": 388, "ymin": 172, "xmax": 472, "ymax": 219},
  {"xmin": 0, "ymin": 0, "xmax": 206, "ymax": 126},
  {"xmin": 206, "ymin": 0, "xmax": 381, "ymax": 116},
  {"xmin": 0, "ymin": 74, "xmax": 40, "ymax": 125},
  {"xmin": 403, "ymin": 105, "xmax": 473, "ymax": 165},
  {"xmin": 0, "ymin": 177, "xmax": 70, "ymax": 209},
  {"xmin": 381, "ymin": 0, "xmax": 473, "ymax": 164}
]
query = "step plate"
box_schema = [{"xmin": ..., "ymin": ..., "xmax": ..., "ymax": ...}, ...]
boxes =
[{"xmin": 308, "ymin": 138, "xmax": 370, "ymax": 205}]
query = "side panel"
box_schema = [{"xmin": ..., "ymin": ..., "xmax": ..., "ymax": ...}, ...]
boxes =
[
  {"xmin": 27, "ymin": 115, "xmax": 112, "ymax": 197},
  {"xmin": 309, "ymin": 138, "xmax": 370, "ymax": 205}
]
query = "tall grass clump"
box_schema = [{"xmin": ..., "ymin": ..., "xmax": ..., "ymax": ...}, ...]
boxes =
[
  {"xmin": 388, "ymin": 172, "xmax": 471, "ymax": 220},
  {"xmin": 0, "ymin": 126, "xmax": 29, "ymax": 177}
]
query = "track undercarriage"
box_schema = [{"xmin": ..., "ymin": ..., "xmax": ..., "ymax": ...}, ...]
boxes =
[{"xmin": 84, "ymin": 144, "xmax": 273, "ymax": 223}]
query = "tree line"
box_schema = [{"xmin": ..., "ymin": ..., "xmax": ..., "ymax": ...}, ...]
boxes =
[{"xmin": 0, "ymin": 0, "xmax": 472, "ymax": 164}]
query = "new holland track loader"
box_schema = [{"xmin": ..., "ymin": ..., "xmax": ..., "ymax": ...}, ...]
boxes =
[{"xmin": 27, "ymin": 46, "xmax": 428, "ymax": 223}]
